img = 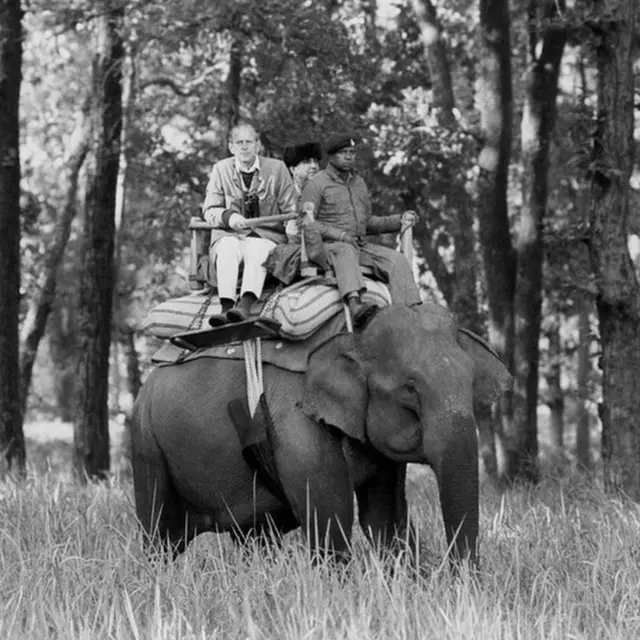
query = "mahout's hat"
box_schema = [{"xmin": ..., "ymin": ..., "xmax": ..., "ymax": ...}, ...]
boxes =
[
  {"xmin": 325, "ymin": 132, "xmax": 359, "ymax": 155},
  {"xmin": 283, "ymin": 141, "xmax": 323, "ymax": 168}
]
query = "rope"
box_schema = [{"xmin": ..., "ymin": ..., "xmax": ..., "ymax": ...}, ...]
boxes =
[{"xmin": 186, "ymin": 291, "xmax": 213, "ymax": 331}]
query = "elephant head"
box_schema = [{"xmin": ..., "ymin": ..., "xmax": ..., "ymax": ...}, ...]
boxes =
[{"xmin": 301, "ymin": 303, "xmax": 511, "ymax": 564}]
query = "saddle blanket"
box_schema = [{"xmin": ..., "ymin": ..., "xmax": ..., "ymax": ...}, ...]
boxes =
[
  {"xmin": 152, "ymin": 310, "xmax": 348, "ymax": 373},
  {"xmin": 142, "ymin": 276, "xmax": 391, "ymax": 341}
]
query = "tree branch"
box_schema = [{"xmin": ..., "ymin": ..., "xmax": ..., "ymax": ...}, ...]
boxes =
[{"xmin": 139, "ymin": 77, "xmax": 195, "ymax": 96}]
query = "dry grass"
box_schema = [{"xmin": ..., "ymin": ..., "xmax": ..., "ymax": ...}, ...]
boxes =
[{"xmin": 1, "ymin": 427, "xmax": 639, "ymax": 639}]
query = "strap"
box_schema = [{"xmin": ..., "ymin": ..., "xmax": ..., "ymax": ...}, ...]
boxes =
[
  {"xmin": 343, "ymin": 302, "xmax": 354, "ymax": 333},
  {"xmin": 243, "ymin": 337, "xmax": 264, "ymax": 417}
]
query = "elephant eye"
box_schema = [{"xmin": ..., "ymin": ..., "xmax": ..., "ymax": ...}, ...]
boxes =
[{"xmin": 401, "ymin": 382, "xmax": 421, "ymax": 412}]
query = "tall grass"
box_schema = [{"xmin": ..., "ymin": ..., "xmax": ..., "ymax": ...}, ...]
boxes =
[{"xmin": 1, "ymin": 446, "xmax": 639, "ymax": 638}]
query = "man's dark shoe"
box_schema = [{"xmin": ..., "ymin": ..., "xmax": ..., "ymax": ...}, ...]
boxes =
[
  {"xmin": 347, "ymin": 294, "xmax": 378, "ymax": 330},
  {"xmin": 225, "ymin": 307, "xmax": 248, "ymax": 323},
  {"xmin": 208, "ymin": 313, "xmax": 229, "ymax": 327},
  {"xmin": 209, "ymin": 298, "xmax": 235, "ymax": 327},
  {"xmin": 226, "ymin": 293, "xmax": 256, "ymax": 323}
]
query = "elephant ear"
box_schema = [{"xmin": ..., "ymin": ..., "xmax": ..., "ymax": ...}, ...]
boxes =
[
  {"xmin": 457, "ymin": 328, "xmax": 512, "ymax": 404},
  {"xmin": 301, "ymin": 333, "xmax": 367, "ymax": 443}
]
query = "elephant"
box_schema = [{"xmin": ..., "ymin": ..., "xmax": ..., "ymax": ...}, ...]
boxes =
[{"xmin": 130, "ymin": 302, "xmax": 511, "ymax": 567}]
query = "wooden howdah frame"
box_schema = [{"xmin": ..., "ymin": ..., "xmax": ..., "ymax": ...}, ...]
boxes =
[{"xmin": 188, "ymin": 215, "xmax": 414, "ymax": 291}]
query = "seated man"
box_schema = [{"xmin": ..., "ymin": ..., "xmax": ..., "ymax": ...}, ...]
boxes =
[
  {"xmin": 202, "ymin": 121, "xmax": 297, "ymax": 325},
  {"xmin": 266, "ymin": 141, "xmax": 330, "ymax": 283},
  {"xmin": 299, "ymin": 132, "xmax": 420, "ymax": 326}
]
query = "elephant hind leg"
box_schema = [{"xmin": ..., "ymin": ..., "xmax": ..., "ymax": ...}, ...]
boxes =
[{"xmin": 130, "ymin": 420, "xmax": 193, "ymax": 559}]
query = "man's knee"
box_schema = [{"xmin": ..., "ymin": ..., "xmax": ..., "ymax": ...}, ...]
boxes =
[
  {"xmin": 244, "ymin": 238, "xmax": 276, "ymax": 261},
  {"xmin": 327, "ymin": 241, "xmax": 359, "ymax": 262},
  {"xmin": 213, "ymin": 236, "xmax": 242, "ymax": 260}
]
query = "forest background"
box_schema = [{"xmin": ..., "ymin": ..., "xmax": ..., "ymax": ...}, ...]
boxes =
[{"xmin": 0, "ymin": 0, "xmax": 639, "ymax": 494}]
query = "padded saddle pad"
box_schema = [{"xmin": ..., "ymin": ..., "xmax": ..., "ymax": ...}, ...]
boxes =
[
  {"xmin": 152, "ymin": 311, "xmax": 348, "ymax": 373},
  {"xmin": 260, "ymin": 276, "xmax": 391, "ymax": 340}
]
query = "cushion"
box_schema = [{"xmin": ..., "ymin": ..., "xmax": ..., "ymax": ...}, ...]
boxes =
[
  {"xmin": 260, "ymin": 277, "xmax": 391, "ymax": 341},
  {"xmin": 141, "ymin": 291, "xmax": 220, "ymax": 338}
]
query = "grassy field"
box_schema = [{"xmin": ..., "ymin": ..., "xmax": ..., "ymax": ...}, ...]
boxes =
[{"xmin": 1, "ymin": 425, "xmax": 639, "ymax": 639}]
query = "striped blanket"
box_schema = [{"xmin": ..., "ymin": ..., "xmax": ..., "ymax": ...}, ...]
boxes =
[{"xmin": 142, "ymin": 277, "xmax": 391, "ymax": 341}]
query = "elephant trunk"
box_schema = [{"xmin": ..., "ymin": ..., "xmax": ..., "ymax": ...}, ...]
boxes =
[{"xmin": 432, "ymin": 415, "xmax": 479, "ymax": 568}]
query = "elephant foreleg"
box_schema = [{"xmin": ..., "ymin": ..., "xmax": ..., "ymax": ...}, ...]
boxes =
[
  {"xmin": 272, "ymin": 409, "xmax": 354, "ymax": 559},
  {"xmin": 355, "ymin": 460, "xmax": 417, "ymax": 555}
]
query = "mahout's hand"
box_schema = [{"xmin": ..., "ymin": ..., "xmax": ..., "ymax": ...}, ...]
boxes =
[{"xmin": 401, "ymin": 210, "xmax": 418, "ymax": 232}]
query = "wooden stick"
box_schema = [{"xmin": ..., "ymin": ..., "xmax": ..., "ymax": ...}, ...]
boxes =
[
  {"xmin": 299, "ymin": 202, "xmax": 318, "ymax": 277},
  {"xmin": 400, "ymin": 225, "xmax": 414, "ymax": 264},
  {"xmin": 189, "ymin": 214, "xmax": 295, "ymax": 230}
]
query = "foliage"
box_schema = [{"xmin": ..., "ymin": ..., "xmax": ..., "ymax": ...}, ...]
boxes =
[{"xmin": 15, "ymin": 0, "xmax": 640, "ymax": 476}]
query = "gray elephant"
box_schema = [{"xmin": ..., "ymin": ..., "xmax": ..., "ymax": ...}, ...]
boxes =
[{"xmin": 130, "ymin": 303, "xmax": 511, "ymax": 566}]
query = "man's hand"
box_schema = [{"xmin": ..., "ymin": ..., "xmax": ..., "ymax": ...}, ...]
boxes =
[
  {"xmin": 228, "ymin": 213, "xmax": 248, "ymax": 230},
  {"xmin": 338, "ymin": 231, "xmax": 358, "ymax": 247},
  {"xmin": 400, "ymin": 210, "xmax": 417, "ymax": 233}
]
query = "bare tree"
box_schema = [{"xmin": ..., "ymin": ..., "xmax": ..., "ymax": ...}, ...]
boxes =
[{"xmin": 0, "ymin": 0, "xmax": 25, "ymax": 475}]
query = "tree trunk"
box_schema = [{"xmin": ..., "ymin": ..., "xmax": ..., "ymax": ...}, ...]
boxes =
[
  {"xmin": 111, "ymin": 50, "xmax": 135, "ymax": 418},
  {"xmin": 476, "ymin": 0, "xmax": 515, "ymax": 484},
  {"xmin": 0, "ymin": 0, "xmax": 25, "ymax": 475},
  {"xmin": 586, "ymin": 0, "xmax": 640, "ymax": 499},
  {"xmin": 226, "ymin": 35, "xmax": 243, "ymax": 130},
  {"xmin": 73, "ymin": 4, "xmax": 124, "ymax": 480},
  {"xmin": 411, "ymin": 0, "xmax": 481, "ymax": 329},
  {"xmin": 409, "ymin": 0, "xmax": 455, "ymax": 121},
  {"xmin": 121, "ymin": 326, "xmax": 142, "ymax": 402},
  {"xmin": 362, "ymin": 0, "xmax": 378, "ymax": 56},
  {"xmin": 512, "ymin": 0, "xmax": 566, "ymax": 482},
  {"xmin": 575, "ymin": 293, "xmax": 592, "ymax": 471},
  {"xmin": 545, "ymin": 313, "xmax": 565, "ymax": 463},
  {"xmin": 19, "ymin": 95, "xmax": 91, "ymax": 418}
]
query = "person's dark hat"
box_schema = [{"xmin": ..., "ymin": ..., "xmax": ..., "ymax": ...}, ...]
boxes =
[
  {"xmin": 283, "ymin": 141, "xmax": 323, "ymax": 168},
  {"xmin": 325, "ymin": 132, "xmax": 360, "ymax": 156}
]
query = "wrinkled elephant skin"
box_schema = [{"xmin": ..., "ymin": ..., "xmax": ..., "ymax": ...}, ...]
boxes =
[{"xmin": 130, "ymin": 303, "xmax": 511, "ymax": 566}]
